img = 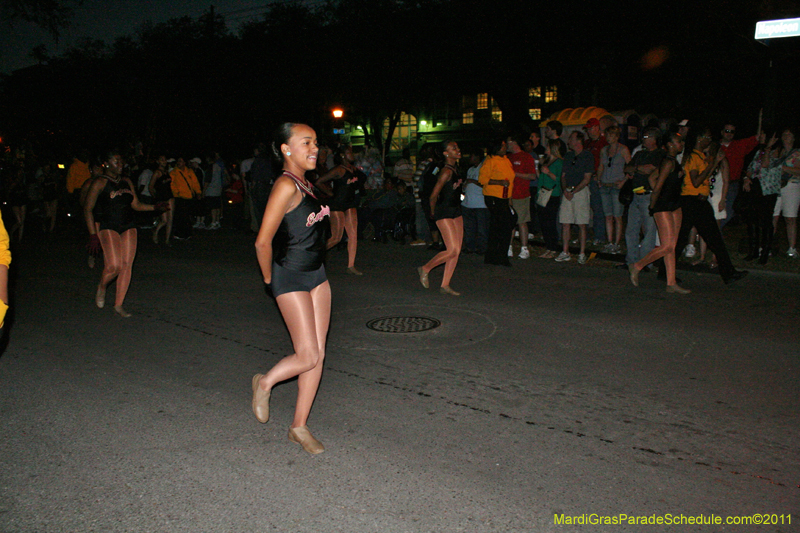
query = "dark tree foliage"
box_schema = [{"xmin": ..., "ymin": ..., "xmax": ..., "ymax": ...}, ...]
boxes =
[
  {"xmin": 0, "ymin": 0, "xmax": 80, "ymax": 40},
  {"xmin": 0, "ymin": 0, "xmax": 798, "ymax": 160}
]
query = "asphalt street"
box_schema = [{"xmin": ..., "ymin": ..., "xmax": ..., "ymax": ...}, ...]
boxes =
[{"xmin": 0, "ymin": 228, "xmax": 797, "ymax": 532}]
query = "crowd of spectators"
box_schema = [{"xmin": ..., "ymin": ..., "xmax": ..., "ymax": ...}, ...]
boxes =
[{"xmin": 2, "ymin": 112, "xmax": 797, "ymax": 286}]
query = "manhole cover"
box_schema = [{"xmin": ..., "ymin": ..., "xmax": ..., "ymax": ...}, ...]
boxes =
[{"xmin": 365, "ymin": 316, "xmax": 441, "ymax": 333}]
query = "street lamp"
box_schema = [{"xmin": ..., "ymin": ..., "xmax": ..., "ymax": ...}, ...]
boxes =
[{"xmin": 332, "ymin": 108, "xmax": 343, "ymax": 118}]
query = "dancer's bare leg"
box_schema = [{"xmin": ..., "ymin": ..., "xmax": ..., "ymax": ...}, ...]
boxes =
[
  {"xmin": 112, "ymin": 229, "xmax": 138, "ymax": 311},
  {"xmin": 344, "ymin": 208, "xmax": 358, "ymax": 269},
  {"xmin": 326, "ymin": 211, "xmax": 345, "ymax": 249},
  {"xmin": 634, "ymin": 210, "xmax": 681, "ymax": 285},
  {"xmin": 423, "ymin": 217, "xmax": 463, "ymax": 288},
  {"xmin": 97, "ymin": 229, "xmax": 123, "ymax": 305},
  {"xmin": 258, "ymin": 281, "xmax": 331, "ymax": 427}
]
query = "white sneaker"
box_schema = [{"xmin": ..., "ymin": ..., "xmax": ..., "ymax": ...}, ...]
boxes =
[
  {"xmin": 555, "ymin": 251, "xmax": 571, "ymax": 262},
  {"xmin": 578, "ymin": 253, "xmax": 587, "ymax": 264},
  {"xmin": 788, "ymin": 248, "xmax": 799, "ymax": 258},
  {"xmin": 602, "ymin": 243, "xmax": 615, "ymax": 252},
  {"xmin": 684, "ymin": 244, "xmax": 696, "ymax": 258},
  {"xmin": 508, "ymin": 246, "xmax": 514, "ymax": 257},
  {"xmin": 518, "ymin": 247, "xmax": 530, "ymax": 259}
]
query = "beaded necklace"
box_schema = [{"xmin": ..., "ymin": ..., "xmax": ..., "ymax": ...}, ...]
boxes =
[{"xmin": 283, "ymin": 170, "xmax": 317, "ymax": 199}]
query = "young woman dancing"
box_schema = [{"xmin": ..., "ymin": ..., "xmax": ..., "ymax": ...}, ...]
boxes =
[
  {"xmin": 417, "ymin": 140, "xmax": 464, "ymax": 295},
  {"xmin": 252, "ymin": 123, "xmax": 331, "ymax": 455},
  {"xmin": 628, "ymin": 133, "xmax": 690, "ymax": 294},
  {"xmin": 317, "ymin": 144, "xmax": 365, "ymax": 275},
  {"xmin": 84, "ymin": 151, "xmax": 163, "ymax": 317},
  {"xmin": 149, "ymin": 155, "xmax": 174, "ymax": 245}
]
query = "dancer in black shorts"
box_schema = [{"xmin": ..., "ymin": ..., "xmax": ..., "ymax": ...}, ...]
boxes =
[
  {"xmin": 317, "ymin": 144, "xmax": 365, "ymax": 275},
  {"xmin": 149, "ymin": 155, "xmax": 174, "ymax": 245},
  {"xmin": 253, "ymin": 123, "xmax": 331, "ymax": 455},
  {"xmin": 84, "ymin": 150, "xmax": 163, "ymax": 317},
  {"xmin": 417, "ymin": 140, "xmax": 464, "ymax": 295},
  {"xmin": 629, "ymin": 132, "xmax": 690, "ymax": 294}
]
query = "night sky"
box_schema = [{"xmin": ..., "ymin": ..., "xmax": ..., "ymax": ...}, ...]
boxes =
[
  {"xmin": 1, "ymin": 0, "xmax": 290, "ymax": 74},
  {"xmin": 2, "ymin": 0, "xmax": 799, "ymax": 154}
]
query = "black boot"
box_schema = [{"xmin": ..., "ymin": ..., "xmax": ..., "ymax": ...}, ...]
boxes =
[
  {"xmin": 744, "ymin": 224, "xmax": 760, "ymax": 261},
  {"xmin": 758, "ymin": 226, "xmax": 774, "ymax": 264}
]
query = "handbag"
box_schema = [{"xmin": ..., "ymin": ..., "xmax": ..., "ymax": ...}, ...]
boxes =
[
  {"xmin": 618, "ymin": 178, "xmax": 634, "ymax": 206},
  {"xmin": 733, "ymin": 178, "xmax": 762, "ymax": 215},
  {"xmin": 536, "ymin": 187, "xmax": 552, "ymax": 207}
]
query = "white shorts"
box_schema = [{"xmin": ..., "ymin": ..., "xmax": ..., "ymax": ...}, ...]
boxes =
[
  {"xmin": 559, "ymin": 188, "xmax": 590, "ymax": 225},
  {"xmin": 708, "ymin": 191, "xmax": 727, "ymax": 220},
  {"xmin": 773, "ymin": 180, "xmax": 800, "ymax": 218}
]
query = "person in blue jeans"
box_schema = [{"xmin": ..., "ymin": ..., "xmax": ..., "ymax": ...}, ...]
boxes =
[
  {"xmin": 623, "ymin": 127, "xmax": 665, "ymax": 266},
  {"xmin": 461, "ymin": 151, "xmax": 489, "ymax": 254}
]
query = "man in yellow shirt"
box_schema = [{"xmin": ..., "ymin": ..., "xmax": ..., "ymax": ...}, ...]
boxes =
[
  {"xmin": 0, "ymin": 215, "xmax": 10, "ymax": 328},
  {"xmin": 66, "ymin": 151, "xmax": 91, "ymax": 220},
  {"xmin": 169, "ymin": 157, "xmax": 202, "ymax": 239},
  {"xmin": 676, "ymin": 127, "xmax": 747, "ymax": 285},
  {"xmin": 478, "ymin": 137, "xmax": 515, "ymax": 266}
]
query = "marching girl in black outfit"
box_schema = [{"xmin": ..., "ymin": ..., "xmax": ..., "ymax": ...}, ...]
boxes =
[
  {"xmin": 7, "ymin": 162, "xmax": 28, "ymax": 242},
  {"xmin": 84, "ymin": 151, "xmax": 162, "ymax": 317},
  {"xmin": 253, "ymin": 123, "xmax": 331, "ymax": 455},
  {"xmin": 41, "ymin": 162, "xmax": 60, "ymax": 233},
  {"xmin": 317, "ymin": 144, "xmax": 365, "ymax": 275},
  {"xmin": 629, "ymin": 133, "xmax": 690, "ymax": 294},
  {"xmin": 417, "ymin": 140, "xmax": 464, "ymax": 296},
  {"xmin": 149, "ymin": 155, "xmax": 174, "ymax": 245}
]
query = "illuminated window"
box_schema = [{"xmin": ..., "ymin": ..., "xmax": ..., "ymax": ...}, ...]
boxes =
[
  {"xmin": 528, "ymin": 87, "xmax": 541, "ymax": 98},
  {"xmin": 528, "ymin": 108, "xmax": 541, "ymax": 120},
  {"xmin": 382, "ymin": 112, "xmax": 418, "ymax": 152},
  {"xmin": 477, "ymin": 93, "xmax": 488, "ymax": 110},
  {"xmin": 462, "ymin": 112, "xmax": 474, "ymax": 124},
  {"xmin": 545, "ymin": 86, "xmax": 558, "ymax": 103},
  {"xmin": 491, "ymin": 98, "xmax": 502, "ymax": 122}
]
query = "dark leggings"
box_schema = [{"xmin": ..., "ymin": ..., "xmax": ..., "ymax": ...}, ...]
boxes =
[
  {"xmin": 676, "ymin": 196, "xmax": 735, "ymax": 280},
  {"xmin": 537, "ymin": 195, "xmax": 562, "ymax": 251},
  {"xmin": 484, "ymin": 196, "xmax": 514, "ymax": 265}
]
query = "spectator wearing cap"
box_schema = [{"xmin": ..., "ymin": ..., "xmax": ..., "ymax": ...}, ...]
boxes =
[
  {"xmin": 584, "ymin": 117, "xmax": 608, "ymax": 245},
  {"xmin": 623, "ymin": 127, "xmax": 665, "ymax": 269},
  {"xmin": 719, "ymin": 109, "xmax": 763, "ymax": 227}
]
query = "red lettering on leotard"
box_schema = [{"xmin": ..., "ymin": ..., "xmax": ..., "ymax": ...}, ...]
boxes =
[{"xmin": 306, "ymin": 205, "xmax": 331, "ymax": 227}]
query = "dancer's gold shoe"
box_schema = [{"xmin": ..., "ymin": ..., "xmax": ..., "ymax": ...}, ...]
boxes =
[
  {"xmin": 628, "ymin": 264, "xmax": 639, "ymax": 287},
  {"xmin": 439, "ymin": 286, "xmax": 460, "ymax": 296},
  {"xmin": 347, "ymin": 266, "xmax": 363, "ymax": 275},
  {"xmin": 288, "ymin": 426, "xmax": 324, "ymax": 454},
  {"xmin": 251, "ymin": 374, "xmax": 270, "ymax": 423},
  {"xmin": 95, "ymin": 285, "xmax": 106, "ymax": 308},
  {"xmin": 666, "ymin": 284, "xmax": 691, "ymax": 294},
  {"xmin": 417, "ymin": 267, "xmax": 429, "ymax": 289}
]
